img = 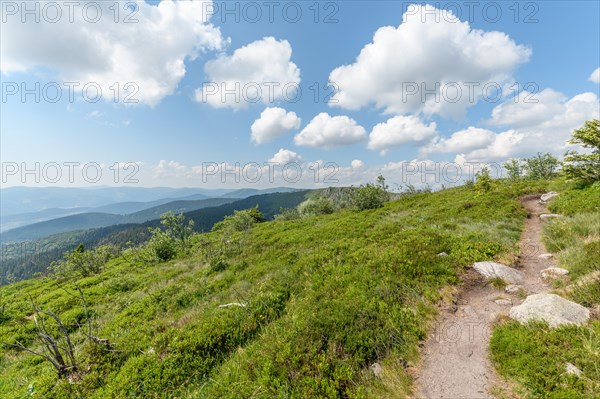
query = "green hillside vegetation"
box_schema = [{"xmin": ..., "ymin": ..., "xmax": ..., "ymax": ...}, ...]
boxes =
[{"xmin": 0, "ymin": 180, "xmax": 541, "ymax": 398}]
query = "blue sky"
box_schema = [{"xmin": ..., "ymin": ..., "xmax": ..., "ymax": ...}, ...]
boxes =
[{"xmin": 1, "ymin": 1, "xmax": 599, "ymax": 188}]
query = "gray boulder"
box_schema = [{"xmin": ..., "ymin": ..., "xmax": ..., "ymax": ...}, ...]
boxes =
[
  {"xmin": 473, "ymin": 261, "xmax": 524, "ymax": 285},
  {"xmin": 539, "ymin": 192, "xmax": 559, "ymax": 203},
  {"xmin": 541, "ymin": 267, "xmax": 569, "ymax": 279},
  {"xmin": 509, "ymin": 294, "xmax": 590, "ymax": 328}
]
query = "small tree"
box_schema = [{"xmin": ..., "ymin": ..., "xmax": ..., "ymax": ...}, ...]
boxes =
[
  {"xmin": 160, "ymin": 212, "xmax": 195, "ymax": 246},
  {"xmin": 474, "ymin": 167, "xmax": 493, "ymax": 194},
  {"xmin": 146, "ymin": 212, "xmax": 195, "ymax": 262},
  {"xmin": 503, "ymin": 158, "xmax": 524, "ymax": 181},
  {"xmin": 563, "ymin": 119, "xmax": 600, "ymax": 184},
  {"xmin": 351, "ymin": 175, "xmax": 391, "ymax": 211},
  {"xmin": 523, "ymin": 152, "xmax": 559, "ymax": 179}
]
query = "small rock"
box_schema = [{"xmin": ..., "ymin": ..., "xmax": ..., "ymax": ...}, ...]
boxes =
[
  {"xmin": 541, "ymin": 267, "xmax": 569, "ymax": 279},
  {"xmin": 494, "ymin": 298, "xmax": 512, "ymax": 306},
  {"xmin": 437, "ymin": 252, "xmax": 448, "ymax": 257},
  {"xmin": 565, "ymin": 363, "xmax": 582, "ymax": 377},
  {"xmin": 540, "ymin": 213, "xmax": 563, "ymax": 219},
  {"xmin": 505, "ymin": 284, "xmax": 523, "ymax": 294},
  {"xmin": 539, "ymin": 192, "xmax": 559, "ymax": 203},
  {"xmin": 538, "ymin": 253, "xmax": 554, "ymax": 259},
  {"xmin": 509, "ymin": 293, "xmax": 590, "ymax": 328},
  {"xmin": 473, "ymin": 261, "xmax": 524, "ymax": 285},
  {"xmin": 370, "ymin": 362, "xmax": 384, "ymax": 377}
]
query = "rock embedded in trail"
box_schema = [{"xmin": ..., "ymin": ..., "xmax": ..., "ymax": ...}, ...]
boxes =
[
  {"xmin": 538, "ymin": 253, "xmax": 554, "ymax": 259},
  {"xmin": 541, "ymin": 267, "xmax": 569, "ymax": 279},
  {"xmin": 473, "ymin": 261, "xmax": 524, "ymax": 285},
  {"xmin": 539, "ymin": 192, "xmax": 559, "ymax": 203},
  {"xmin": 505, "ymin": 284, "xmax": 523, "ymax": 294},
  {"xmin": 509, "ymin": 293, "xmax": 590, "ymax": 328},
  {"xmin": 540, "ymin": 213, "xmax": 563, "ymax": 220}
]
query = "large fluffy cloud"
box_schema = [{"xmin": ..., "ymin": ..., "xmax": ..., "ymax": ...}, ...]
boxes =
[
  {"xmin": 426, "ymin": 89, "xmax": 600, "ymax": 161},
  {"xmin": 195, "ymin": 37, "xmax": 300, "ymax": 109},
  {"xmin": 368, "ymin": 115, "xmax": 437, "ymax": 155},
  {"xmin": 294, "ymin": 113, "xmax": 367, "ymax": 148},
  {"xmin": 1, "ymin": 0, "xmax": 226, "ymax": 106},
  {"xmin": 423, "ymin": 127, "xmax": 497, "ymax": 154},
  {"xmin": 328, "ymin": 4, "xmax": 530, "ymax": 118},
  {"xmin": 251, "ymin": 107, "xmax": 301, "ymax": 144}
]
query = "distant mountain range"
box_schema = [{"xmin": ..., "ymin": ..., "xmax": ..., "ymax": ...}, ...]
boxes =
[
  {"xmin": 0, "ymin": 186, "xmax": 299, "ymax": 234},
  {"xmin": 0, "ymin": 197, "xmax": 238, "ymax": 242},
  {"xmin": 0, "ymin": 190, "xmax": 312, "ymax": 284}
]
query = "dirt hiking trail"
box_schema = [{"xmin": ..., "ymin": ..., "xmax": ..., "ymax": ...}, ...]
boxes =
[{"xmin": 411, "ymin": 196, "xmax": 554, "ymax": 398}]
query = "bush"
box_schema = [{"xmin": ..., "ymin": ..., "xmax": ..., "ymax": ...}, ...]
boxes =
[
  {"xmin": 298, "ymin": 197, "xmax": 335, "ymax": 216},
  {"xmin": 51, "ymin": 244, "xmax": 116, "ymax": 277},
  {"xmin": 212, "ymin": 206, "xmax": 265, "ymax": 232},
  {"xmin": 351, "ymin": 175, "xmax": 391, "ymax": 211},
  {"xmin": 144, "ymin": 212, "xmax": 196, "ymax": 262},
  {"xmin": 275, "ymin": 207, "xmax": 301, "ymax": 221}
]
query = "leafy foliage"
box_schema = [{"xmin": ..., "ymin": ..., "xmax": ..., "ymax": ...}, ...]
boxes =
[
  {"xmin": 351, "ymin": 175, "xmax": 392, "ymax": 211},
  {"xmin": 503, "ymin": 153, "xmax": 560, "ymax": 181},
  {"xmin": 50, "ymin": 244, "xmax": 117, "ymax": 278},
  {"xmin": 298, "ymin": 197, "xmax": 335, "ymax": 216},
  {"xmin": 212, "ymin": 206, "xmax": 265, "ymax": 233},
  {"xmin": 474, "ymin": 167, "xmax": 493, "ymax": 195},
  {"xmin": 563, "ymin": 119, "xmax": 600, "ymax": 184}
]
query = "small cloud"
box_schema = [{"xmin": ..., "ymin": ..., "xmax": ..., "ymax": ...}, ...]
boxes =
[
  {"xmin": 268, "ymin": 148, "xmax": 302, "ymax": 164},
  {"xmin": 590, "ymin": 67, "xmax": 600, "ymax": 84},
  {"xmin": 351, "ymin": 160, "xmax": 364, "ymax": 169},
  {"xmin": 251, "ymin": 107, "xmax": 301, "ymax": 144},
  {"xmin": 88, "ymin": 110, "xmax": 103, "ymax": 118}
]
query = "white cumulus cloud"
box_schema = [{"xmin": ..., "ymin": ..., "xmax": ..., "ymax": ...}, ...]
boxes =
[
  {"xmin": 368, "ymin": 115, "xmax": 437, "ymax": 155},
  {"xmin": 328, "ymin": 3, "xmax": 530, "ymax": 118},
  {"xmin": 435, "ymin": 89, "xmax": 600, "ymax": 162},
  {"xmin": 1, "ymin": 0, "xmax": 227, "ymax": 106},
  {"xmin": 294, "ymin": 113, "xmax": 367, "ymax": 149},
  {"xmin": 589, "ymin": 67, "xmax": 600, "ymax": 84},
  {"xmin": 423, "ymin": 127, "xmax": 497, "ymax": 154},
  {"xmin": 251, "ymin": 107, "xmax": 301, "ymax": 144},
  {"xmin": 195, "ymin": 37, "xmax": 300, "ymax": 109},
  {"xmin": 268, "ymin": 148, "xmax": 302, "ymax": 164},
  {"xmin": 351, "ymin": 159, "xmax": 365, "ymax": 169}
]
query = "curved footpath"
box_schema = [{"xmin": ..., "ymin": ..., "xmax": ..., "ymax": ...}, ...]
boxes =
[{"xmin": 411, "ymin": 196, "xmax": 557, "ymax": 398}]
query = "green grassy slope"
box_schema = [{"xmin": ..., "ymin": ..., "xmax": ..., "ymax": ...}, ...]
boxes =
[{"xmin": 0, "ymin": 183, "xmax": 539, "ymax": 398}]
